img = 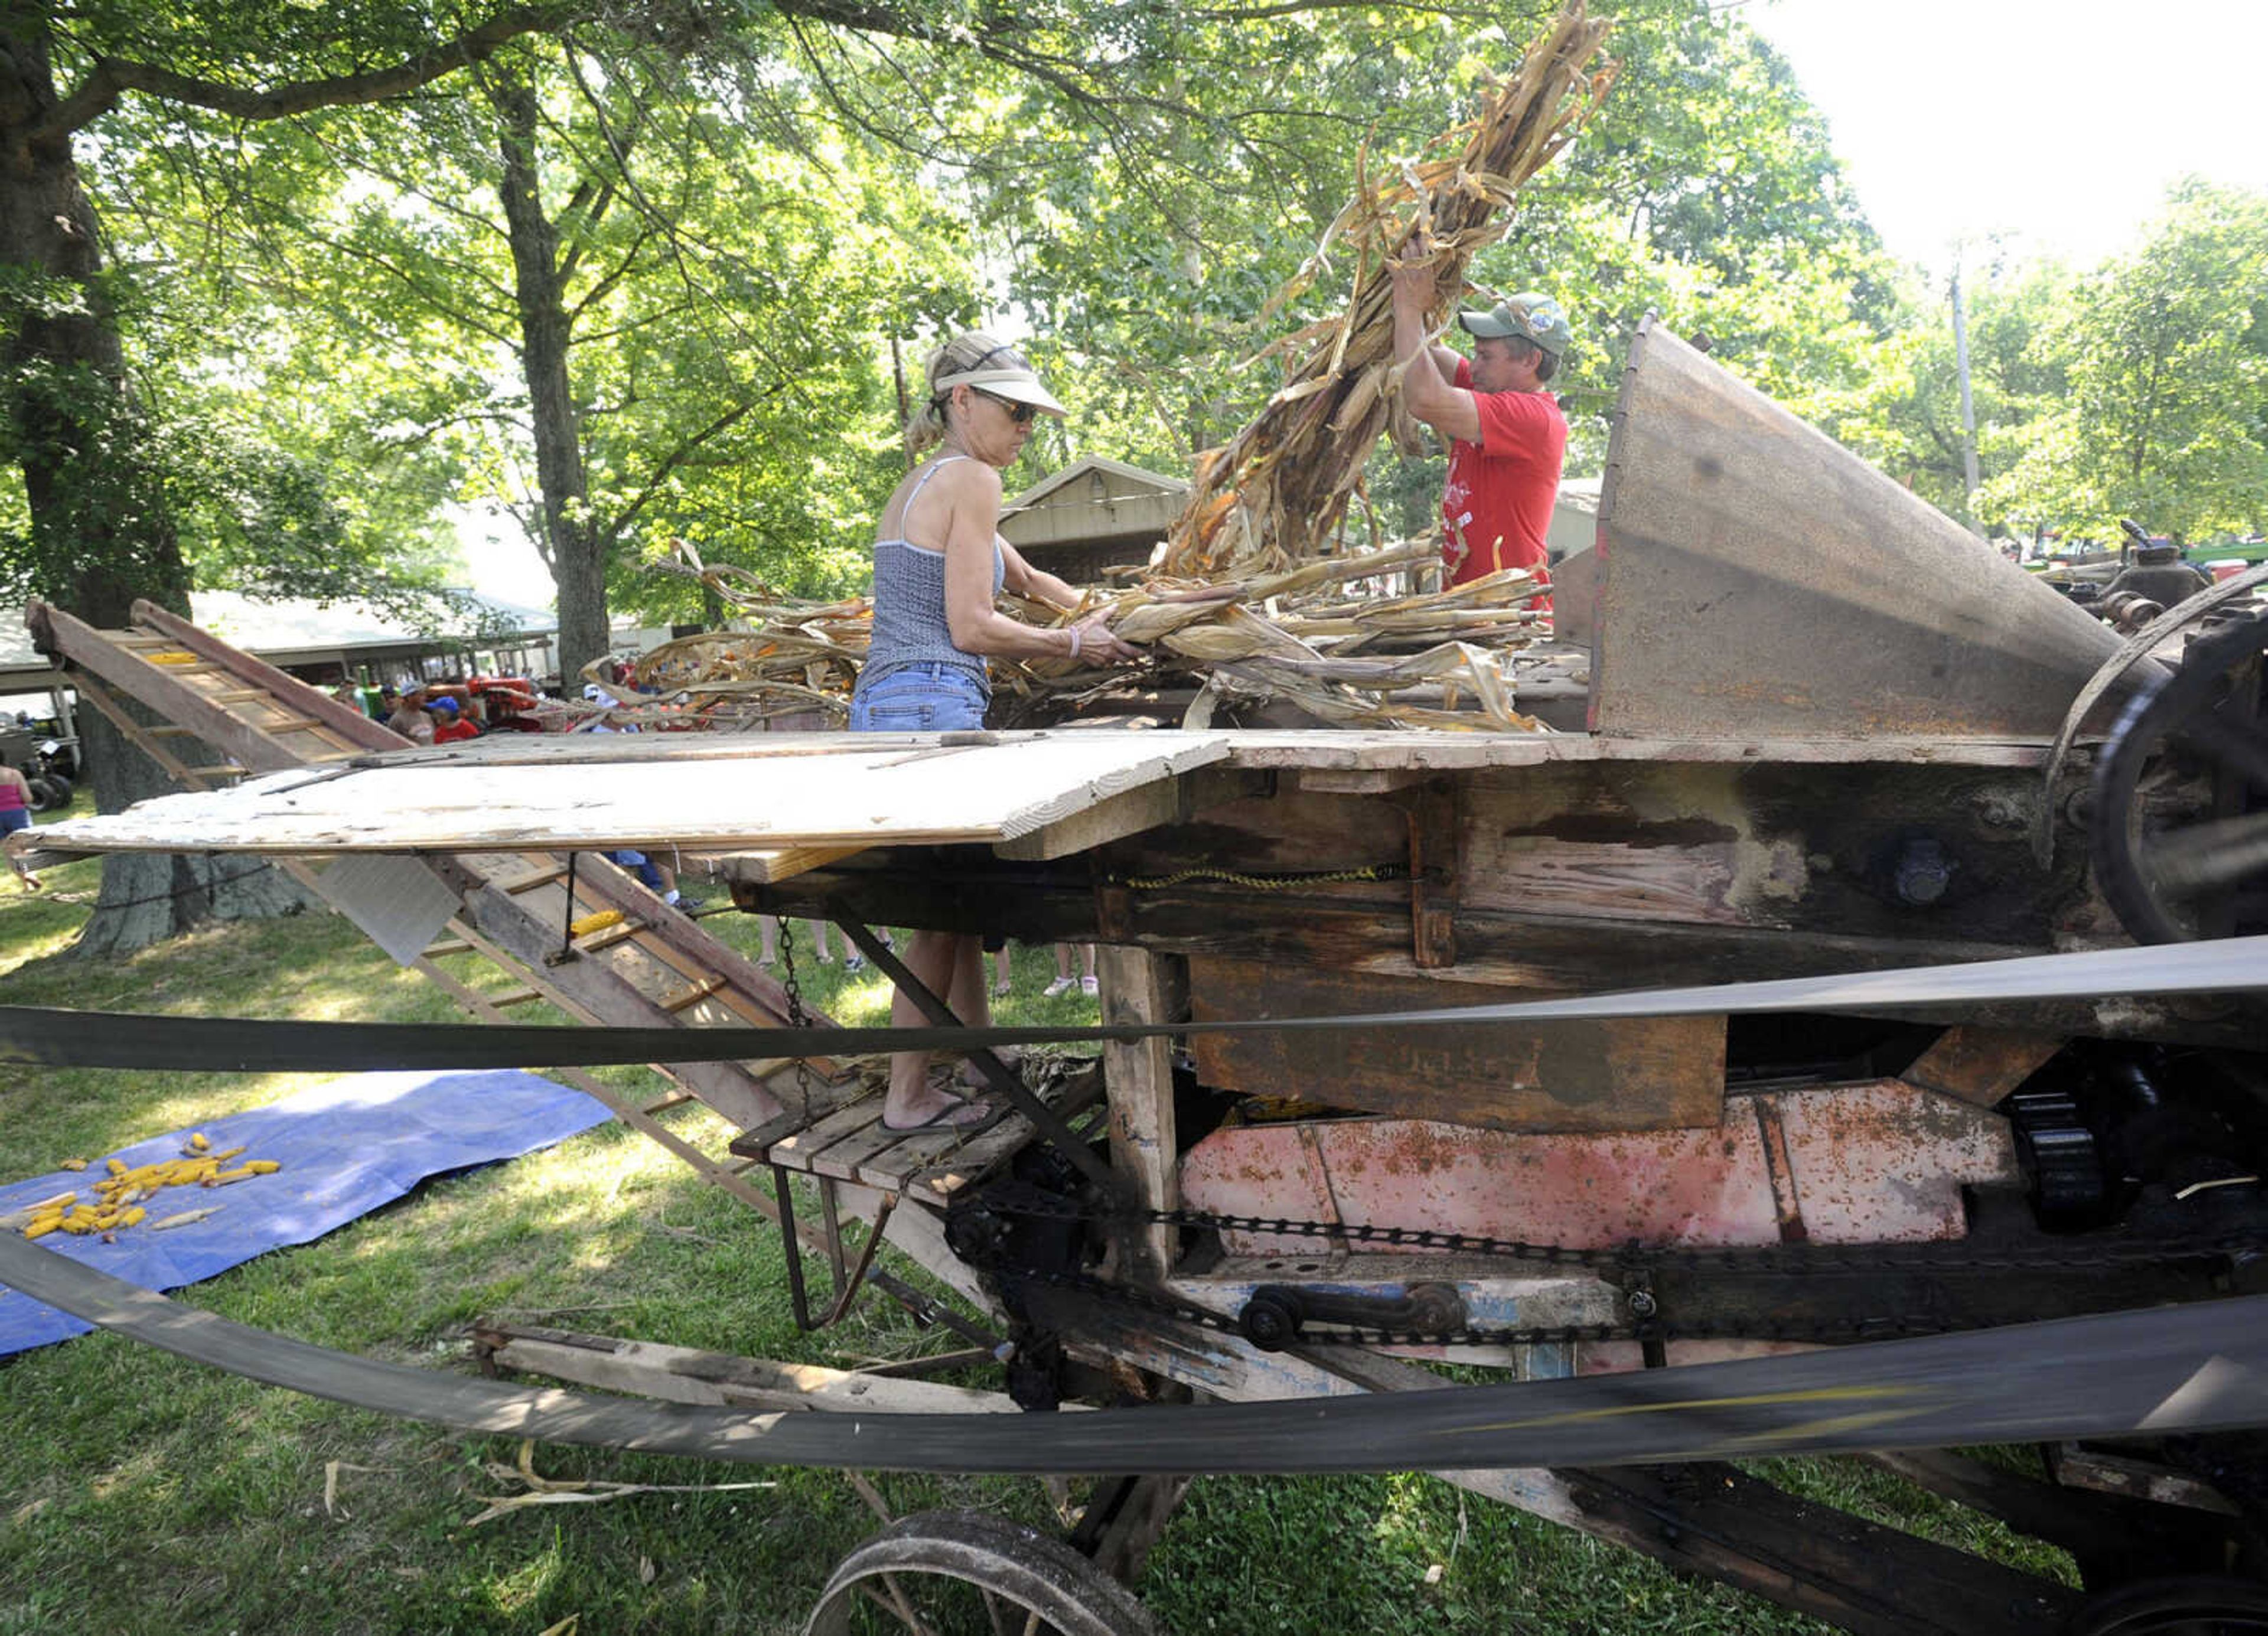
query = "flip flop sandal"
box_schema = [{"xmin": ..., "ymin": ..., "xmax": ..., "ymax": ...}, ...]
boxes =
[{"xmin": 881, "ymin": 1091, "xmax": 1009, "ymax": 1136}]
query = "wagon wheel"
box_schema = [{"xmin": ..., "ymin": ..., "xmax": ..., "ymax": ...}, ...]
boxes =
[
  {"xmin": 804, "ymin": 1510, "xmax": 1164, "ymax": 1636},
  {"xmin": 2091, "ymin": 609, "xmax": 2268, "ymax": 943},
  {"xmin": 2066, "ymin": 1574, "xmax": 2268, "ymax": 1634}
]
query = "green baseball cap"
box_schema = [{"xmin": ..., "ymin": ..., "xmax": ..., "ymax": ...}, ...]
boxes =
[{"xmin": 1459, "ymin": 291, "xmax": 1572, "ymax": 357}]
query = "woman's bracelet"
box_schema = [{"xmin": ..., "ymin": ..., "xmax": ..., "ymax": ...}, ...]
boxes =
[{"xmin": 1067, "ymin": 625, "xmax": 1083, "ymax": 661}]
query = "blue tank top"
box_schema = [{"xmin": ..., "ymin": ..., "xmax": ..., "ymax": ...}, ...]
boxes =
[{"xmin": 862, "ymin": 455, "xmax": 1005, "ymax": 692}]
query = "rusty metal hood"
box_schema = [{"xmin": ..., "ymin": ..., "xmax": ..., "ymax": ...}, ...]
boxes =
[{"xmin": 1588, "ymin": 319, "xmax": 2122, "ymax": 741}]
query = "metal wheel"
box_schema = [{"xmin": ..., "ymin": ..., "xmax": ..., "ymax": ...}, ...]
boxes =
[
  {"xmin": 804, "ymin": 1510, "xmax": 1164, "ymax": 1636},
  {"xmin": 25, "ymin": 774, "xmax": 67, "ymax": 813},
  {"xmin": 2091, "ymin": 610, "xmax": 2268, "ymax": 942},
  {"xmin": 2067, "ymin": 1575, "xmax": 2268, "ymax": 1634}
]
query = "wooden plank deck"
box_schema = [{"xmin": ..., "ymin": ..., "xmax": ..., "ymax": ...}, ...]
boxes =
[{"xmin": 26, "ymin": 731, "xmax": 1237, "ymax": 857}]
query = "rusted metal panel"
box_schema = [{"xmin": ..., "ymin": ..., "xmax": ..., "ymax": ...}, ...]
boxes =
[
  {"xmin": 1901, "ymin": 1026, "xmax": 2065, "ymax": 1108},
  {"xmin": 1179, "ymin": 1081, "xmax": 2018, "ymax": 1254},
  {"xmin": 1588, "ymin": 319, "xmax": 2121, "ymax": 740},
  {"xmin": 1187, "ymin": 956, "xmax": 1725, "ymax": 1133}
]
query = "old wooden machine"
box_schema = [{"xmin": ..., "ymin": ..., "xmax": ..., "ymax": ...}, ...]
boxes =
[{"xmin": 10, "ymin": 320, "xmax": 2268, "ymax": 1635}]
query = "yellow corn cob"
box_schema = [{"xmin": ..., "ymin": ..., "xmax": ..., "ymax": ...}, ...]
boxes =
[
  {"xmin": 120, "ymin": 1207, "xmax": 146, "ymax": 1227},
  {"xmin": 569, "ymin": 908, "xmax": 624, "ymax": 937},
  {"xmin": 105, "ymin": 1158, "xmax": 127, "ymax": 1176},
  {"xmin": 57, "ymin": 1158, "xmax": 87, "ymax": 1172},
  {"xmin": 205, "ymin": 1166, "xmax": 256, "ymax": 1187},
  {"xmin": 188, "ymin": 1133, "xmax": 210, "ymax": 1152},
  {"xmin": 209, "ymin": 1148, "xmax": 245, "ymax": 1164},
  {"xmin": 243, "ymin": 1160, "xmax": 280, "ymax": 1175},
  {"xmin": 23, "ymin": 1220, "xmax": 58, "ymax": 1241}
]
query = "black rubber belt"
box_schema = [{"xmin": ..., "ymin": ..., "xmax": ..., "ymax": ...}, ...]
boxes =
[
  {"xmin": 3, "ymin": 1233, "xmax": 2266, "ymax": 1471},
  {"xmin": 3, "ymin": 936, "xmax": 2264, "ymax": 1074}
]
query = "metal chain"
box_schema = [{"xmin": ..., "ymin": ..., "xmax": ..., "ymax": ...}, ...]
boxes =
[
  {"xmin": 964, "ymin": 1182, "xmax": 2268, "ymax": 1348},
  {"xmin": 777, "ymin": 917, "xmax": 810, "ymax": 1029},
  {"xmin": 993, "ymin": 1257, "xmax": 1983, "ymax": 1351},
  {"xmin": 1117, "ymin": 863, "xmax": 1409, "ymax": 892},
  {"xmin": 777, "ymin": 917, "xmax": 812, "ymax": 1099},
  {"xmin": 975, "ymin": 1182, "xmax": 2259, "ymax": 1276}
]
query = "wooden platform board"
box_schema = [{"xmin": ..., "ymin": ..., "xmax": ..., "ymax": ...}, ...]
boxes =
[{"xmin": 26, "ymin": 731, "xmax": 1236, "ymax": 858}]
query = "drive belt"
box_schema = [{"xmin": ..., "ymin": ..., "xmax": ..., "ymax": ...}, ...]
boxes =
[
  {"xmin": 4, "ymin": 934, "xmax": 2264, "ymax": 1073},
  {"xmin": 2, "ymin": 1231, "xmax": 2265, "ymax": 1473}
]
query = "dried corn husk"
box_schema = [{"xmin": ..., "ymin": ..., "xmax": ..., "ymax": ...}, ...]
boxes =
[{"xmin": 1160, "ymin": 1, "xmax": 1615, "ymax": 578}]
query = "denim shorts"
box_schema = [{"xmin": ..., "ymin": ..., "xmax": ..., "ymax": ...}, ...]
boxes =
[{"xmin": 850, "ymin": 663, "xmax": 989, "ymax": 732}]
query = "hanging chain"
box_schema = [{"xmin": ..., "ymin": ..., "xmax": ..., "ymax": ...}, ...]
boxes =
[
  {"xmin": 777, "ymin": 916, "xmax": 810, "ymax": 1028},
  {"xmin": 777, "ymin": 917, "xmax": 813, "ymax": 1097}
]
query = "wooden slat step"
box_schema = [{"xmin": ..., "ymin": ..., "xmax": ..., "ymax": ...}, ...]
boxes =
[
  {"xmin": 183, "ymin": 764, "xmax": 245, "ymax": 779},
  {"xmin": 155, "ymin": 660, "xmax": 221, "ymax": 674},
  {"xmin": 497, "ymin": 865, "xmax": 571, "ymax": 895},
  {"xmin": 770, "ymin": 1097, "xmax": 889, "ymax": 1180},
  {"xmin": 911, "ymin": 1057, "xmax": 1106, "ymax": 1198},
  {"xmin": 144, "ymin": 725, "xmax": 199, "ymax": 738},
  {"xmin": 657, "ymin": 975, "xmax": 730, "ymax": 1015},
  {"xmin": 728, "ymin": 1076, "xmax": 867, "ymax": 1159},
  {"xmin": 490, "ymin": 987, "xmax": 545, "ymax": 1009},
  {"xmin": 421, "ymin": 938, "xmax": 474, "ymax": 960},
  {"xmin": 576, "ymin": 922, "xmax": 647, "ymax": 955},
  {"xmin": 747, "ymin": 1058, "xmax": 1108, "ymax": 1205},
  {"xmin": 210, "ymin": 687, "xmax": 268, "ymax": 703},
  {"xmin": 641, "ymin": 1090, "xmax": 698, "ymax": 1116},
  {"xmin": 261, "ymin": 716, "xmax": 324, "ymax": 733}
]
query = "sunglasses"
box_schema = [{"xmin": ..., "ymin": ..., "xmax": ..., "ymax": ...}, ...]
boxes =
[{"xmin": 973, "ymin": 387, "xmax": 1038, "ymax": 425}]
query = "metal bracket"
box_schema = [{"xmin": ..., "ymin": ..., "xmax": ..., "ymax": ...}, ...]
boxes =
[{"xmin": 773, "ymin": 1167, "xmax": 900, "ymax": 1332}]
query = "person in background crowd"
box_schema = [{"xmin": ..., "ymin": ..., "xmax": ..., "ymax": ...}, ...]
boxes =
[
  {"xmin": 1042, "ymin": 943, "xmax": 1098, "ymax": 998},
  {"xmin": 0, "ymin": 762, "xmax": 42, "ymax": 891},
  {"xmin": 385, "ymin": 687, "xmax": 434, "ymax": 744},
  {"xmin": 428, "ymin": 696, "xmax": 482, "ymax": 744}
]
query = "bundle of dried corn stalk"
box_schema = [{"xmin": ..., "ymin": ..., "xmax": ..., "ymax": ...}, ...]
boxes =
[
  {"xmin": 1161, "ymin": 0, "xmax": 1615, "ymax": 578},
  {"xmin": 638, "ymin": 537, "xmax": 1549, "ymax": 732}
]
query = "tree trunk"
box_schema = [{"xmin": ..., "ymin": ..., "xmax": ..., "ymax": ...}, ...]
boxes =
[
  {"xmin": 0, "ymin": 18, "xmax": 313, "ymax": 953},
  {"xmin": 491, "ymin": 70, "xmax": 610, "ymax": 682}
]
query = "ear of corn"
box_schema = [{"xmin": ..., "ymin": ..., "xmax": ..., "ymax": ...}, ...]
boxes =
[{"xmin": 21, "ymin": 1140, "xmax": 281, "ymax": 1240}]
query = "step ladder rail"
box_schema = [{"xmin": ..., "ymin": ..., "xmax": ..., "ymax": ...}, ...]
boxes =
[
  {"xmin": 29, "ymin": 601, "xmax": 1001, "ymax": 1315},
  {"xmin": 126, "ymin": 599, "xmax": 403, "ymax": 755}
]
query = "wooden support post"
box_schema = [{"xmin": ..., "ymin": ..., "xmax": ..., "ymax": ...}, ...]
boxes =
[
  {"xmin": 1097, "ymin": 946, "xmax": 1182, "ymax": 1282},
  {"xmin": 1393, "ymin": 777, "xmax": 1459, "ymax": 969}
]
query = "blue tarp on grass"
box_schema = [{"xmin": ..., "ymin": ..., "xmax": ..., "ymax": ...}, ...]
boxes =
[{"xmin": 0, "ymin": 1069, "xmax": 611, "ymax": 1357}]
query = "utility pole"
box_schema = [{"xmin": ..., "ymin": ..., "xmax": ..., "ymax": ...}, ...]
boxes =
[{"xmin": 1950, "ymin": 258, "xmax": 1983, "ymax": 535}]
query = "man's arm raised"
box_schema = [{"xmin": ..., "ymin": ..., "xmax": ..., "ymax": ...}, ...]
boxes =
[{"xmin": 1391, "ymin": 256, "xmax": 1482, "ymax": 445}]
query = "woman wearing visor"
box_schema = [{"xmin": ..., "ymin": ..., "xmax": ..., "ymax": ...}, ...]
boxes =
[{"xmin": 853, "ymin": 330, "xmax": 1137, "ymax": 1130}]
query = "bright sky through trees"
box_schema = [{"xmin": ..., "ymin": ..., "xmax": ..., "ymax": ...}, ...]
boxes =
[{"xmin": 1745, "ymin": 0, "xmax": 2268, "ymax": 272}]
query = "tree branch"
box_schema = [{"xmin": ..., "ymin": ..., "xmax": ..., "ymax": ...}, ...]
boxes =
[{"xmin": 36, "ymin": 6, "xmax": 582, "ymax": 144}]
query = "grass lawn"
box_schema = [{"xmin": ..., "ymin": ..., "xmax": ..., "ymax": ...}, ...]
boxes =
[{"xmin": 0, "ymin": 823, "xmax": 2071, "ymax": 1634}]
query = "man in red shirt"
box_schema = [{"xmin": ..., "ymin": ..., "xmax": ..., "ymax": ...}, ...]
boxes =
[{"xmin": 1391, "ymin": 257, "xmax": 1571, "ymax": 589}]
